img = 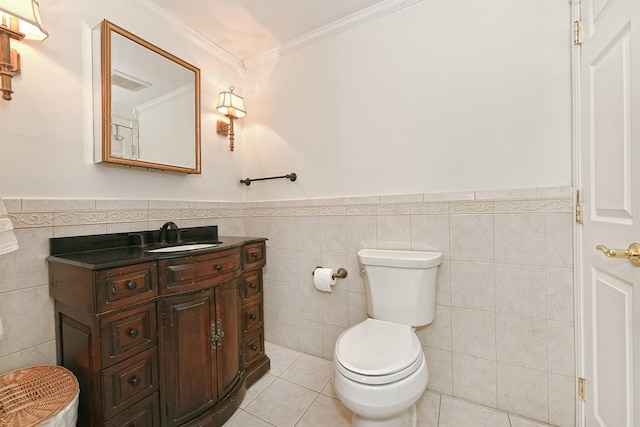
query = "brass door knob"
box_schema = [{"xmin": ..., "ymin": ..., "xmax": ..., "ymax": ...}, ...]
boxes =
[{"xmin": 596, "ymin": 243, "xmax": 640, "ymax": 267}]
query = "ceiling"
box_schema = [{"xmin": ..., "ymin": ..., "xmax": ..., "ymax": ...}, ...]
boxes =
[{"xmin": 144, "ymin": 0, "xmax": 394, "ymax": 61}]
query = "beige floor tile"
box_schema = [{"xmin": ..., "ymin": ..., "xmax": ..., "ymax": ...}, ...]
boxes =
[
  {"xmin": 240, "ymin": 373, "xmax": 276, "ymax": 409},
  {"xmin": 296, "ymin": 394, "xmax": 352, "ymax": 426},
  {"xmin": 266, "ymin": 342, "xmax": 303, "ymax": 376},
  {"xmin": 416, "ymin": 390, "xmax": 441, "ymax": 426},
  {"xmin": 280, "ymin": 353, "xmax": 333, "ymax": 392},
  {"xmin": 223, "ymin": 410, "xmax": 274, "ymax": 427},
  {"xmin": 231, "ymin": 343, "xmax": 555, "ymax": 427},
  {"xmin": 321, "ymin": 378, "xmax": 338, "ymax": 399},
  {"xmin": 245, "ymin": 378, "xmax": 317, "ymax": 426}
]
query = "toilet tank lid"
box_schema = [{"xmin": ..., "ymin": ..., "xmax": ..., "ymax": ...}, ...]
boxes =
[{"xmin": 357, "ymin": 249, "xmax": 442, "ymax": 268}]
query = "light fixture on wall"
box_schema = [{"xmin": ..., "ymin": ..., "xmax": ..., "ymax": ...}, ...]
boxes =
[
  {"xmin": 216, "ymin": 86, "xmax": 246, "ymax": 151},
  {"xmin": 0, "ymin": 0, "xmax": 48, "ymax": 101}
]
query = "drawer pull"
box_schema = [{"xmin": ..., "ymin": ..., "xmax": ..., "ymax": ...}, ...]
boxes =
[
  {"xmin": 215, "ymin": 265, "xmax": 223, "ymax": 272},
  {"xmin": 127, "ymin": 281, "xmax": 137, "ymax": 290},
  {"xmin": 250, "ymin": 344, "xmax": 258, "ymax": 351},
  {"xmin": 250, "ymin": 252, "xmax": 259, "ymax": 259},
  {"xmin": 128, "ymin": 328, "xmax": 139, "ymax": 339},
  {"xmin": 249, "ymin": 313, "xmax": 257, "ymax": 320},
  {"xmin": 129, "ymin": 376, "xmax": 141, "ymax": 387},
  {"xmin": 249, "ymin": 282, "xmax": 257, "ymax": 289}
]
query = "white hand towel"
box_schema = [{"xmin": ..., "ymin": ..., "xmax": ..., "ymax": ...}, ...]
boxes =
[{"xmin": 0, "ymin": 198, "xmax": 18, "ymax": 255}]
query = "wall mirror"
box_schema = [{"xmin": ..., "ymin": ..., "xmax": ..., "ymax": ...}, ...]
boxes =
[{"xmin": 93, "ymin": 20, "xmax": 201, "ymax": 174}]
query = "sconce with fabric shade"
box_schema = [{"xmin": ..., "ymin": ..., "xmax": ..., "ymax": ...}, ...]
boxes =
[
  {"xmin": 216, "ymin": 86, "xmax": 246, "ymax": 151},
  {"xmin": 0, "ymin": 0, "xmax": 48, "ymax": 101}
]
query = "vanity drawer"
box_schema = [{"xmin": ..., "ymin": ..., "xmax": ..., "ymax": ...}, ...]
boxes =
[
  {"xmin": 102, "ymin": 348, "xmax": 159, "ymax": 420},
  {"xmin": 104, "ymin": 392, "xmax": 159, "ymax": 427},
  {"xmin": 159, "ymin": 248, "xmax": 241, "ymax": 294},
  {"xmin": 242, "ymin": 301, "xmax": 263, "ymax": 334},
  {"xmin": 96, "ymin": 263, "xmax": 157, "ymax": 313},
  {"xmin": 240, "ymin": 270, "xmax": 262, "ymax": 303},
  {"xmin": 100, "ymin": 302, "xmax": 157, "ymax": 367},
  {"xmin": 244, "ymin": 330, "xmax": 265, "ymax": 367},
  {"xmin": 243, "ymin": 242, "xmax": 266, "ymax": 271}
]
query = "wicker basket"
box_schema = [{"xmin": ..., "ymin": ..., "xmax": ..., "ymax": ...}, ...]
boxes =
[{"xmin": 0, "ymin": 365, "xmax": 79, "ymax": 427}]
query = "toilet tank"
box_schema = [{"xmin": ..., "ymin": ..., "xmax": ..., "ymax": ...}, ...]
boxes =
[{"xmin": 357, "ymin": 249, "xmax": 442, "ymax": 327}]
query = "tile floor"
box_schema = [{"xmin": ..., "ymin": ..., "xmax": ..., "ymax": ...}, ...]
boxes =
[{"xmin": 224, "ymin": 342, "xmax": 558, "ymax": 427}]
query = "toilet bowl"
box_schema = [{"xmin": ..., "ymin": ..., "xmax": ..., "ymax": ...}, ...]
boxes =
[
  {"xmin": 333, "ymin": 319, "xmax": 428, "ymax": 426},
  {"xmin": 333, "ymin": 249, "xmax": 441, "ymax": 427}
]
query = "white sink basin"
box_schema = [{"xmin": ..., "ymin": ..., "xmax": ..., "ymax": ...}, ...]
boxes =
[{"xmin": 147, "ymin": 243, "xmax": 219, "ymax": 253}]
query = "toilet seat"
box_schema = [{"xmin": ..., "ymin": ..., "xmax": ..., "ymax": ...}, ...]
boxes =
[{"xmin": 335, "ymin": 318, "xmax": 423, "ymax": 385}]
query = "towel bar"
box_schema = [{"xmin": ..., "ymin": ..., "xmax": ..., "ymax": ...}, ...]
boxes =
[{"xmin": 240, "ymin": 173, "xmax": 297, "ymax": 186}]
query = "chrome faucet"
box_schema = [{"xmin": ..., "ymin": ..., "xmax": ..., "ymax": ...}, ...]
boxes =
[{"xmin": 159, "ymin": 221, "xmax": 179, "ymax": 244}]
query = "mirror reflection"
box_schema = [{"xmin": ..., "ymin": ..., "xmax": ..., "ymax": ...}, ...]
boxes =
[{"xmin": 93, "ymin": 20, "xmax": 201, "ymax": 174}]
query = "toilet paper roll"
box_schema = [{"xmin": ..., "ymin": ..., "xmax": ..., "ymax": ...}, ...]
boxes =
[{"xmin": 313, "ymin": 267, "xmax": 337, "ymax": 292}]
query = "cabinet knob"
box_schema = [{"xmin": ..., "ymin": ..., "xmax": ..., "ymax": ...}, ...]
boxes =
[
  {"xmin": 249, "ymin": 313, "xmax": 257, "ymax": 320},
  {"xmin": 249, "ymin": 282, "xmax": 257, "ymax": 289},
  {"xmin": 250, "ymin": 344, "xmax": 258, "ymax": 351},
  {"xmin": 128, "ymin": 328, "xmax": 139, "ymax": 338},
  {"xmin": 127, "ymin": 281, "xmax": 137, "ymax": 290},
  {"xmin": 215, "ymin": 265, "xmax": 223, "ymax": 272},
  {"xmin": 130, "ymin": 376, "xmax": 141, "ymax": 387}
]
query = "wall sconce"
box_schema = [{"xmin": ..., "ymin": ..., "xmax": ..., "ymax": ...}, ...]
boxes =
[
  {"xmin": 0, "ymin": 0, "xmax": 48, "ymax": 101},
  {"xmin": 216, "ymin": 85, "xmax": 246, "ymax": 151}
]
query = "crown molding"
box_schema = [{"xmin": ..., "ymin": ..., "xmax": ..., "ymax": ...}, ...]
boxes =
[
  {"xmin": 243, "ymin": 0, "xmax": 422, "ymax": 69},
  {"xmin": 125, "ymin": 0, "xmax": 245, "ymax": 71},
  {"xmin": 125, "ymin": 0, "xmax": 420, "ymax": 70}
]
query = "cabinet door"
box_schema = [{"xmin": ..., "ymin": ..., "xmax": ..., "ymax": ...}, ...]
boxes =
[
  {"xmin": 161, "ymin": 290, "xmax": 217, "ymax": 427},
  {"xmin": 216, "ymin": 279, "xmax": 241, "ymax": 398}
]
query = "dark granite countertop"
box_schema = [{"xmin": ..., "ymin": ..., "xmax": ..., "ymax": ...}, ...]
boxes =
[{"xmin": 47, "ymin": 226, "xmax": 266, "ymax": 270}]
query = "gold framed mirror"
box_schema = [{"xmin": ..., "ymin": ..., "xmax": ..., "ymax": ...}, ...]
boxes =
[{"xmin": 93, "ymin": 20, "xmax": 201, "ymax": 174}]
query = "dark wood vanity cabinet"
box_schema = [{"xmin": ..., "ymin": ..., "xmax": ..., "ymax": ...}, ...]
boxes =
[
  {"xmin": 48, "ymin": 238, "xmax": 268, "ymax": 427},
  {"xmin": 240, "ymin": 243, "xmax": 269, "ymax": 386},
  {"xmin": 160, "ymin": 282, "xmax": 241, "ymax": 426}
]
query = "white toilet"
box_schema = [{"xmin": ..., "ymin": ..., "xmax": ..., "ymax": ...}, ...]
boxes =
[{"xmin": 333, "ymin": 248, "xmax": 442, "ymax": 427}]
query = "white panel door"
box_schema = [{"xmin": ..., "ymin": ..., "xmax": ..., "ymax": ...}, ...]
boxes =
[{"xmin": 579, "ymin": 0, "xmax": 640, "ymax": 425}]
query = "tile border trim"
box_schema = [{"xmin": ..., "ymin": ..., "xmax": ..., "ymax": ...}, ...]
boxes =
[{"xmin": 4, "ymin": 186, "xmax": 574, "ymax": 229}]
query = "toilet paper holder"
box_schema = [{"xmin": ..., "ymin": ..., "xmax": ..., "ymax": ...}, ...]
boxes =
[{"xmin": 312, "ymin": 266, "xmax": 348, "ymax": 279}]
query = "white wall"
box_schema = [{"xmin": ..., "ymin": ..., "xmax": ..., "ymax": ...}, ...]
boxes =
[
  {"xmin": 0, "ymin": 0, "xmax": 244, "ymax": 201},
  {"xmin": 242, "ymin": 0, "xmax": 573, "ymax": 201},
  {"xmin": 0, "ymin": 0, "xmax": 572, "ymax": 202}
]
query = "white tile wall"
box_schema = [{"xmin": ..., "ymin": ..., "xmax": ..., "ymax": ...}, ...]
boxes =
[
  {"xmin": 0, "ymin": 186, "xmax": 576, "ymax": 426},
  {"xmin": 245, "ymin": 186, "xmax": 576, "ymax": 426}
]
